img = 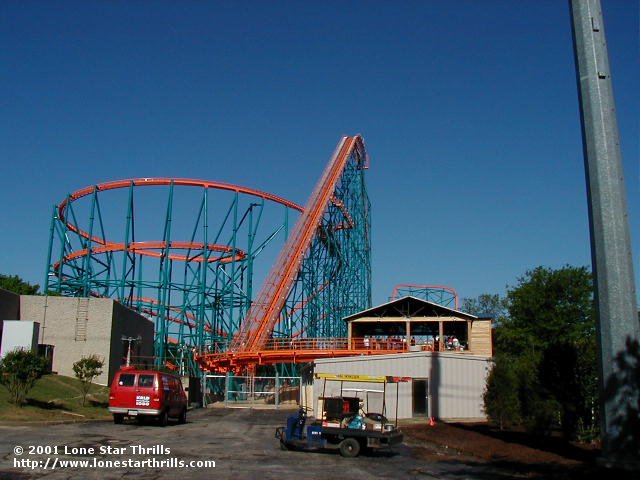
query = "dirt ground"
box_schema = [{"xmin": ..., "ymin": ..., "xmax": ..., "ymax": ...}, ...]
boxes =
[{"xmin": 400, "ymin": 419, "xmax": 627, "ymax": 479}]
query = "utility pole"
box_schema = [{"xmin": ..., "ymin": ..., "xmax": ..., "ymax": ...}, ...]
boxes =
[
  {"xmin": 122, "ymin": 335, "xmax": 142, "ymax": 367},
  {"xmin": 569, "ymin": 0, "xmax": 639, "ymax": 468}
]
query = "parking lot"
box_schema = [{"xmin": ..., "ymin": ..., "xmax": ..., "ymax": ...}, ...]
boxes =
[{"xmin": 0, "ymin": 407, "xmax": 503, "ymax": 480}]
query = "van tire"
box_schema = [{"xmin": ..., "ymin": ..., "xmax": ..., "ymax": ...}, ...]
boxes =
[
  {"xmin": 178, "ymin": 408, "xmax": 187, "ymax": 424},
  {"xmin": 113, "ymin": 414, "xmax": 124, "ymax": 424},
  {"xmin": 158, "ymin": 410, "xmax": 168, "ymax": 427}
]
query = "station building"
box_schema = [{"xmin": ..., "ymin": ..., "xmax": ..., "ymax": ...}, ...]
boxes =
[{"xmin": 312, "ymin": 296, "xmax": 493, "ymax": 421}]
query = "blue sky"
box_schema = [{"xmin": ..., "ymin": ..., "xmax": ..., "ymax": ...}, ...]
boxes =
[{"xmin": 1, "ymin": 0, "xmax": 638, "ymax": 307}]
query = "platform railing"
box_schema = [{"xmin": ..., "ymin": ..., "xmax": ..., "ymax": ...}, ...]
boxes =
[{"xmin": 262, "ymin": 337, "xmax": 408, "ymax": 351}]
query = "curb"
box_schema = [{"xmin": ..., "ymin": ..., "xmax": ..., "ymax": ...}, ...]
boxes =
[{"xmin": 0, "ymin": 418, "xmax": 112, "ymax": 426}]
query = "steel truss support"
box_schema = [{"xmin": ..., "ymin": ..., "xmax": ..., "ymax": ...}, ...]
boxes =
[
  {"xmin": 45, "ymin": 178, "xmax": 302, "ymax": 374},
  {"xmin": 276, "ymin": 147, "xmax": 371, "ymax": 340},
  {"xmin": 390, "ymin": 284, "xmax": 459, "ymax": 309}
]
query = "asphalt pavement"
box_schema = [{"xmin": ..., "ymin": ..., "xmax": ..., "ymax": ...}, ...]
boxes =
[{"xmin": 0, "ymin": 407, "xmax": 513, "ymax": 480}]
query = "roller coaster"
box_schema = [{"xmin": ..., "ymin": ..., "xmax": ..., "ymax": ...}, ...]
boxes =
[
  {"xmin": 390, "ymin": 284, "xmax": 459, "ymax": 309},
  {"xmin": 45, "ymin": 135, "xmax": 377, "ymax": 374}
]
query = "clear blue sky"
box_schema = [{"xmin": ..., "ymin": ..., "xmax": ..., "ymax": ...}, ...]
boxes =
[{"xmin": 1, "ymin": 0, "xmax": 638, "ymax": 307}]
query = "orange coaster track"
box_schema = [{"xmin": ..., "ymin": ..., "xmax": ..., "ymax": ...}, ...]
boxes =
[
  {"xmin": 204, "ymin": 338, "xmax": 408, "ymax": 373},
  {"xmin": 199, "ymin": 135, "xmax": 374, "ymax": 373}
]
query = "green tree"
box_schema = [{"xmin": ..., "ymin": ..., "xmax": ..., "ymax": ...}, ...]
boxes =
[
  {"xmin": 483, "ymin": 355, "xmax": 521, "ymax": 429},
  {"xmin": 0, "ymin": 349, "xmax": 48, "ymax": 406},
  {"xmin": 461, "ymin": 293, "xmax": 508, "ymax": 324},
  {"xmin": 506, "ymin": 266, "xmax": 593, "ymax": 349},
  {"xmin": 490, "ymin": 265, "xmax": 596, "ymax": 439},
  {"xmin": 73, "ymin": 355, "xmax": 104, "ymax": 406},
  {"xmin": 0, "ymin": 274, "xmax": 39, "ymax": 295}
]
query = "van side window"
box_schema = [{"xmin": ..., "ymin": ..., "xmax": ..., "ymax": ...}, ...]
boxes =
[
  {"xmin": 138, "ymin": 374, "xmax": 154, "ymax": 388},
  {"xmin": 118, "ymin": 374, "xmax": 135, "ymax": 386}
]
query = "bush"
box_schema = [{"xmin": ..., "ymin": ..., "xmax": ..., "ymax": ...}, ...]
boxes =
[
  {"xmin": 73, "ymin": 355, "xmax": 104, "ymax": 406},
  {"xmin": 0, "ymin": 349, "xmax": 48, "ymax": 406}
]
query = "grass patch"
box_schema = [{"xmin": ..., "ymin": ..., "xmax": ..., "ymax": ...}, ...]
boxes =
[{"xmin": 0, "ymin": 374, "xmax": 111, "ymax": 422}]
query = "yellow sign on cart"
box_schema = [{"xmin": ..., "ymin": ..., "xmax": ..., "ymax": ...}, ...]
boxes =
[{"xmin": 314, "ymin": 373, "xmax": 410, "ymax": 383}]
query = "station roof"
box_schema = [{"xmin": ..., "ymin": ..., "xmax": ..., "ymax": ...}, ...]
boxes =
[{"xmin": 343, "ymin": 296, "xmax": 479, "ymax": 322}]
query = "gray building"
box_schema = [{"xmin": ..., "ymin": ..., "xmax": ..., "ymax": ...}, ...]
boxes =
[
  {"xmin": 0, "ymin": 289, "xmax": 154, "ymax": 385},
  {"xmin": 313, "ymin": 351, "xmax": 492, "ymax": 421},
  {"xmin": 311, "ymin": 297, "xmax": 494, "ymax": 421}
]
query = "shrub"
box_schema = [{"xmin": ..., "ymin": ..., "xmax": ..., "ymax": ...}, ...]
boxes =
[
  {"xmin": 0, "ymin": 349, "xmax": 48, "ymax": 406},
  {"xmin": 73, "ymin": 355, "xmax": 104, "ymax": 406}
]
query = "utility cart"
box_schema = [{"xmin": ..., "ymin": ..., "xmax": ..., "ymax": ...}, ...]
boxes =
[{"xmin": 275, "ymin": 374, "xmax": 406, "ymax": 457}]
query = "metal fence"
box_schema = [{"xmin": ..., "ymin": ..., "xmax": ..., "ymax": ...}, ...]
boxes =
[{"xmin": 204, "ymin": 374, "xmax": 301, "ymax": 409}]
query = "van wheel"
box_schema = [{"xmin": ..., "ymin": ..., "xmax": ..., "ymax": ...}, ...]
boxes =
[
  {"xmin": 178, "ymin": 408, "xmax": 187, "ymax": 424},
  {"xmin": 113, "ymin": 414, "xmax": 124, "ymax": 424},
  {"xmin": 339, "ymin": 438, "xmax": 361, "ymax": 458},
  {"xmin": 158, "ymin": 410, "xmax": 168, "ymax": 427}
]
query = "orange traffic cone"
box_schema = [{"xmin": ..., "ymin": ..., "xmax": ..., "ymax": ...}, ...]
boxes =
[{"xmin": 429, "ymin": 416, "xmax": 436, "ymax": 427}]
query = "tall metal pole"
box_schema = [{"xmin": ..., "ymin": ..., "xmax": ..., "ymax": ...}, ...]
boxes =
[{"xmin": 569, "ymin": 0, "xmax": 639, "ymax": 467}]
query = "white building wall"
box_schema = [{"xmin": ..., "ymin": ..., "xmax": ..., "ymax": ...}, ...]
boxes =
[
  {"xmin": 314, "ymin": 352, "xmax": 492, "ymax": 421},
  {"xmin": 0, "ymin": 320, "xmax": 39, "ymax": 357}
]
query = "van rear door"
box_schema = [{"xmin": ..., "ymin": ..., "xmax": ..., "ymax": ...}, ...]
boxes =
[
  {"xmin": 111, "ymin": 372, "xmax": 137, "ymax": 409},
  {"xmin": 136, "ymin": 373, "xmax": 160, "ymax": 411}
]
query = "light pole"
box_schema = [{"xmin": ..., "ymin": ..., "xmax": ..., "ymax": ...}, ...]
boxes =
[
  {"xmin": 570, "ymin": 0, "xmax": 639, "ymax": 468},
  {"xmin": 122, "ymin": 335, "xmax": 142, "ymax": 367}
]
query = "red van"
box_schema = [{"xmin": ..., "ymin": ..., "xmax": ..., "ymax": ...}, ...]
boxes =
[{"xmin": 108, "ymin": 367, "xmax": 188, "ymax": 426}]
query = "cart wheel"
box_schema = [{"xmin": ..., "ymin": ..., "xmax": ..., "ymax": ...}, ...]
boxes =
[
  {"xmin": 339, "ymin": 438, "xmax": 361, "ymax": 458},
  {"xmin": 279, "ymin": 439, "xmax": 289, "ymax": 451}
]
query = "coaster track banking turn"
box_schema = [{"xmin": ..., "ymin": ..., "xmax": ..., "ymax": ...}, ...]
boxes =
[{"xmin": 46, "ymin": 177, "xmax": 305, "ymax": 370}]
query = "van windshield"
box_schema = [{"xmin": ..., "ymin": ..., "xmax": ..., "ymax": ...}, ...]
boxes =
[
  {"xmin": 138, "ymin": 375, "xmax": 154, "ymax": 387},
  {"xmin": 118, "ymin": 374, "xmax": 135, "ymax": 387}
]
